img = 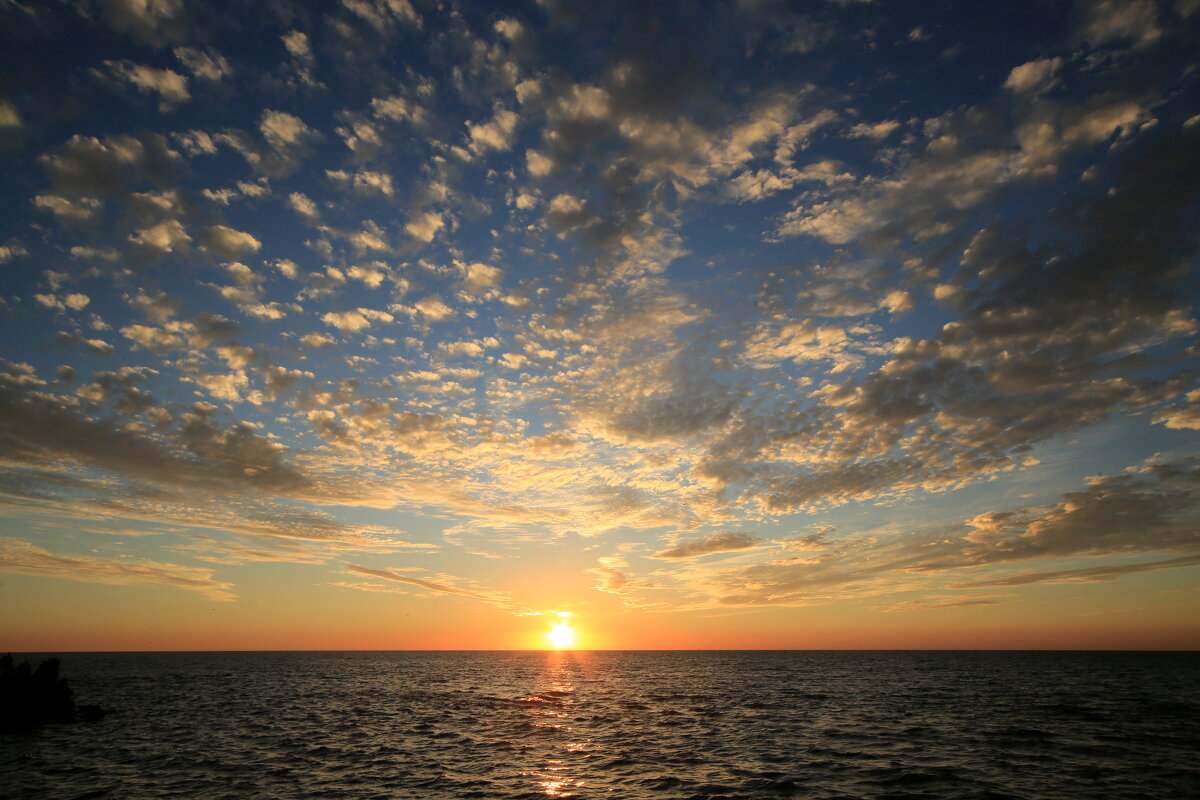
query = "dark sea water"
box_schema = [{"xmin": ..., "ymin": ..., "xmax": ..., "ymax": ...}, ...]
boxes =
[{"xmin": 2, "ymin": 651, "xmax": 1198, "ymax": 800}]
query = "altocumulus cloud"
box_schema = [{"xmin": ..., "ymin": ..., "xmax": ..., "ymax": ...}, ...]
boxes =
[{"xmin": 0, "ymin": 0, "xmax": 1196, "ymax": 621}]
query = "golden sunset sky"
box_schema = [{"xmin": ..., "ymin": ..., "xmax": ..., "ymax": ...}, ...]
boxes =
[{"xmin": 1, "ymin": 0, "xmax": 1198, "ymax": 650}]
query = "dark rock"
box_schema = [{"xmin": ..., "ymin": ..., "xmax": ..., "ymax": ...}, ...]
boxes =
[
  {"xmin": 1, "ymin": 654, "xmax": 105, "ymax": 731},
  {"xmin": 77, "ymin": 704, "xmax": 107, "ymax": 722}
]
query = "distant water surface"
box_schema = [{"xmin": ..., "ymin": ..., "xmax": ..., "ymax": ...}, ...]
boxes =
[{"xmin": 2, "ymin": 651, "xmax": 1198, "ymax": 799}]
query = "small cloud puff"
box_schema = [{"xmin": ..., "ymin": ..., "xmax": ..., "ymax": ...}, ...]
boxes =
[
  {"xmin": 1004, "ymin": 57, "xmax": 1063, "ymax": 95},
  {"xmin": 406, "ymin": 211, "xmax": 444, "ymax": 243},
  {"xmin": 98, "ymin": 60, "xmax": 190, "ymax": 111},
  {"xmin": 200, "ymin": 225, "xmax": 261, "ymax": 257},
  {"xmin": 322, "ymin": 308, "xmax": 394, "ymax": 332}
]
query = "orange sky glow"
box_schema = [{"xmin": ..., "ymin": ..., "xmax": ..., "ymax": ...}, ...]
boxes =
[{"xmin": 2, "ymin": 0, "xmax": 1199, "ymax": 653}]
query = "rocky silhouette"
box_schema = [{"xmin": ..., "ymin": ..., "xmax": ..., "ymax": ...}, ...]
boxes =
[{"xmin": 1, "ymin": 655, "xmax": 105, "ymax": 732}]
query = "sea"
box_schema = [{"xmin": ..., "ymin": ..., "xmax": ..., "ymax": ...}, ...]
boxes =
[{"xmin": 2, "ymin": 651, "xmax": 1198, "ymax": 800}]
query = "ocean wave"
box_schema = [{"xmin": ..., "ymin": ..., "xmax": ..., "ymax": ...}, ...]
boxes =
[{"xmin": 2, "ymin": 651, "xmax": 1197, "ymax": 799}]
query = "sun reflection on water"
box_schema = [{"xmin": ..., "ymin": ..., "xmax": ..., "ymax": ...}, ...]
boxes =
[{"xmin": 525, "ymin": 649, "xmax": 594, "ymax": 799}]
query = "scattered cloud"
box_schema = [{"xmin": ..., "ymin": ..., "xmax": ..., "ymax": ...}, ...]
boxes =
[
  {"xmin": 0, "ymin": 538, "xmax": 235, "ymax": 600},
  {"xmin": 98, "ymin": 60, "xmax": 190, "ymax": 111},
  {"xmin": 322, "ymin": 307, "xmax": 394, "ymax": 331},
  {"xmin": 200, "ymin": 225, "xmax": 262, "ymax": 257},
  {"xmin": 655, "ymin": 533, "xmax": 758, "ymax": 560},
  {"xmin": 1, "ymin": 1, "xmax": 1197, "ymax": 633},
  {"xmin": 345, "ymin": 564, "xmax": 509, "ymax": 606}
]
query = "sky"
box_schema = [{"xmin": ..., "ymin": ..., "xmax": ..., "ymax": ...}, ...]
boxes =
[{"xmin": 1, "ymin": 0, "xmax": 1198, "ymax": 651}]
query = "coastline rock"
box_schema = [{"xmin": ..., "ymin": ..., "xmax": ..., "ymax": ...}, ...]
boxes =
[
  {"xmin": 77, "ymin": 704, "xmax": 107, "ymax": 722},
  {"xmin": 1, "ymin": 654, "xmax": 105, "ymax": 732}
]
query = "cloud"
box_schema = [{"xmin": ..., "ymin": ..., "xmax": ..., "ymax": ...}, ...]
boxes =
[
  {"xmin": 654, "ymin": 532, "xmax": 758, "ymax": 559},
  {"xmin": 0, "ymin": 242, "xmax": 28, "ymax": 262},
  {"xmin": 322, "ymin": 308, "xmax": 394, "ymax": 331},
  {"xmin": 439, "ymin": 340, "xmax": 484, "ymax": 358},
  {"xmin": 526, "ymin": 149, "xmax": 552, "ymax": 176},
  {"xmin": 130, "ymin": 219, "xmax": 190, "ymax": 253},
  {"xmin": 98, "ymin": 60, "xmax": 190, "ymax": 111},
  {"xmin": 7, "ymin": 0, "xmax": 1200, "ymax": 623},
  {"xmin": 287, "ymin": 192, "xmax": 319, "ymax": 220},
  {"xmin": 847, "ymin": 120, "xmax": 901, "ymax": 140},
  {"xmin": 39, "ymin": 132, "xmax": 184, "ymax": 196},
  {"xmin": 457, "ymin": 262, "xmax": 502, "ymax": 296},
  {"xmin": 1078, "ymin": 0, "xmax": 1161, "ymax": 48},
  {"xmin": 281, "ymin": 30, "xmax": 312, "ymax": 60},
  {"xmin": 57, "ymin": 331, "xmax": 115, "ymax": 355},
  {"xmin": 34, "ymin": 194, "xmax": 103, "ymax": 221},
  {"xmin": 406, "ymin": 211, "xmax": 444, "ymax": 243},
  {"xmin": 0, "ymin": 378, "xmax": 309, "ymax": 497},
  {"xmin": 955, "ymin": 555, "xmax": 1200, "ymax": 588},
  {"xmin": 777, "ymin": 87, "xmax": 1155, "ymax": 245},
  {"xmin": 345, "ymin": 564, "xmax": 507, "ymax": 605},
  {"xmin": 0, "ymin": 364, "xmax": 464, "ymax": 556},
  {"xmin": 1154, "ymin": 390, "xmax": 1200, "ymax": 430},
  {"xmin": 940, "ymin": 461, "xmax": 1200, "ymax": 564},
  {"xmin": 261, "ymin": 109, "xmax": 310, "ymax": 146},
  {"xmin": 1004, "ymin": 57, "xmax": 1063, "ymax": 95},
  {"xmin": 703, "ymin": 122, "xmax": 1200, "ymax": 515},
  {"xmin": 725, "ymin": 158, "xmax": 855, "ymax": 204},
  {"xmin": 411, "ymin": 296, "xmax": 454, "ymax": 321},
  {"xmin": 882, "ymin": 290, "xmax": 914, "ymax": 315},
  {"xmin": 589, "ymin": 565, "xmax": 633, "ymax": 594},
  {"xmin": 467, "ymin": 108, "xmax": 519, "ymax": 155},
  {"xmin": 0, "ymin": 99, "xmax": 21, "ymax": 129},
  {"xmin": 548, "ymin": 193, "xmax": 584, "ymax": 216},
  {"xmin": 372, "ymin": 96, "xmax": 418, "ymax": 125},
  {"xmin": 173, "ymin": 46, "xmax": 233, "ymax": 82},
  {"xmin": 99, "ymin": 0, "xmax": 188, "ymax": 47},
  {"xmin": 883, "ymin": 594, "xmax": 1014, "ymax": 613},
  {"xmin": 327, "ymin": 168, "xmax": 394, "ymax": 196},
  {"xmin": 118, "ymin": 321, "xmax": 190, "ymax": 350},
  {"xmin": 35, "ymin": 293, "xmax": 90, "ymax": 312},
  {"xmin": 339, "ymin": 0, "xmax": 421, "ymax": 33},
  {"xmin": 127, "ymin": 289, "xmax": 179, "ymax": 322},
  {"xmin": 0, "ymin": 538, "xmax": 235, "ymax": 600},
  {"xmin": 215, "ymin": 110, "xmax": 319, "ymax": 177},
  {"xmin": 338, "ymin": 120, "xmax": 385, "ymax": 160},
  {"xmin": 173, "ymin": 129, "xmax": 217, "ymax": 156},
  {"xmin": 708, "ymin": 457, "xmax": 1200, "ymax": 607},
  {"xmin": 300, "ymin": 332, "xmax": 335, "ymax": 349},
  {"xmin": 199, "ymin": 225, "xmax": 261, "ymax": 257},
  {"xmin": 190, "ymin": 369, "xmax": 248, "ymax": 402}
]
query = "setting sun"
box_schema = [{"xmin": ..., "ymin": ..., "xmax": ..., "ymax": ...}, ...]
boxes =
[{"xmin": 546, "ymin": 613, "xmax": 577, "ymax": 649}]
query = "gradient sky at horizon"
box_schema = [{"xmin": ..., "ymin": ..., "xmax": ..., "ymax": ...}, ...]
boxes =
[{"xmin": 1, "ymin": 0, "xmax": 1199, "ymax": 651}]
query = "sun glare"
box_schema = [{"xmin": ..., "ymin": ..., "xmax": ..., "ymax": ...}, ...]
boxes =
[{"xmin": 546, "ymin": 613, "xmax": 576, "ymax": 649}]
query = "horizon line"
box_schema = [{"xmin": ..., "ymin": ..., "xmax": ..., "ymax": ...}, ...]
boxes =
[{"xmin": 6, "ymin": 648, "xmax": 1199, "ymax": 654}]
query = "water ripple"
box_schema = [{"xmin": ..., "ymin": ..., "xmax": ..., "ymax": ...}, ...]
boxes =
[{"xmin": 1, "ymin": 651, "xmax": 1198, "ymax": 799}]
